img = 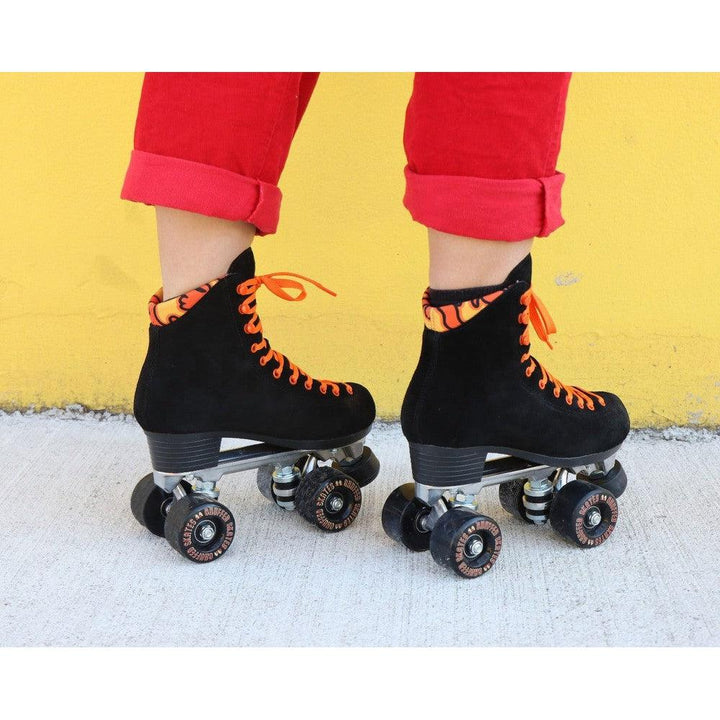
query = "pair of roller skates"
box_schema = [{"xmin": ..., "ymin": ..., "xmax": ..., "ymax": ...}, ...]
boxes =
[{"xmin": 130, "ymin": 249, "xmax": 630, "ymax": 577}]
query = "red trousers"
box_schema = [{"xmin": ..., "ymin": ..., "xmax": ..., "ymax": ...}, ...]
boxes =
[{"xmin": 121, "ymin": 73, "xmax": 571, "ymax": 241}]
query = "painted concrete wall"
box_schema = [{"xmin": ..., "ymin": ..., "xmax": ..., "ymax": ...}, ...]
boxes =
[{"xmin": 1, "ymin": 73, "xmax": 718, "ymax": 426}]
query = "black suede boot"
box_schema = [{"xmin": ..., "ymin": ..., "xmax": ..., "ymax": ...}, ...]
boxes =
[
  {"xmin": 401, "ymin": 254, "xmax": 629, "ymax": 461},
  {"xmin": 135, "ymin": 247, "xmax": 375, "ymax": 459},
  {"xmin": 383, "ymin": 254, "xmax": 630, "ymax": 578},
  {"xmin": 131, "ymin": 248, "xmax": 378, "ymax": 563}
]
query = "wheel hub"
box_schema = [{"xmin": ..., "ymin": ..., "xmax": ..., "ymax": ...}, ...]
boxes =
[
  {"xmin": 195, "ymin": 520, "xmax": 217, "ymax": 543},
  {"xmin": 326, "ymin": 494, "xmax": 345, "ymax": 513},
  {"xmin": 464, "ymin": 535, "xmax": 485, "ymax": 558},
  {"xmin": 585, "ymin": 507, "xmax": 602, "ymax": 528}
]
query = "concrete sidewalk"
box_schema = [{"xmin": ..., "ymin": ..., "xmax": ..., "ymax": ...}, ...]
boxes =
[{"xmin": 1, "ymin": 410, "xmax": 718, "ymax": 646}]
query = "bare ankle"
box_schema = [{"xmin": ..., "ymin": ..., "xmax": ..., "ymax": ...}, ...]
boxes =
[
  {"xmin": 157, "ymin": 206, "xmax": 255, "ymax": 298},
  {"xmin": 428, "ymin": 228, "xmax": 533, "ymax": 289}
]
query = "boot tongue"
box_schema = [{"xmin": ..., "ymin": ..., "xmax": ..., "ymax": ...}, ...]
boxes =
[{"xmin": 227, "ymin": 247, "xmax": 256, "ymax": 280}]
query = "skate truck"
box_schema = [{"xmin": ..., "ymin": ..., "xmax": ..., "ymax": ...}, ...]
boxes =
[
  {"xmin": 131, "ymin": 435, "xmax": 379, "ymax": 563},
  {"xmin": 382, "ymin": 444, "xmax": 627, "ymax": 579}
]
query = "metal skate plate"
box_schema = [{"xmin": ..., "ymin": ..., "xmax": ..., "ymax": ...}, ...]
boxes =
[
  {"xmin": 415, "ymin": 453, "xmax": 618, "ymax": 526},
  {"xmin": 415, "ymin": 455, "xmax": 553, "ymax": 509},
  {"xmin": 153, "ymin": 440, "xmax": 365, "ymax": 492}
]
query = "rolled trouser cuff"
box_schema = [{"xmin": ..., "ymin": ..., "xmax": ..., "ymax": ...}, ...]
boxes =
[
  {"xmin": 121, "ymin": 149, "xmax": 282, "ymax": 235},
  {"xmin": 403, "ymin": 166, "xmax": 565, "ymax": 241}
]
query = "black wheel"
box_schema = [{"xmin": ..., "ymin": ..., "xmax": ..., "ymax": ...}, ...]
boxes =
[
  {"xmin": 549, "ymin": 479, "xmax": 618, "ymax": 548},
  {"xmin": 131, "ymin": 473, "xmax": 192, "ymax": 538},
  {"xmin": 295, "ymin": 466, "xmax": 362, "ymax": 532},
  {"xmin": 498, "ymin": 479, "xmax": 532, "ymax": 523},
  {"xmin": 164, "ymin": 494, "xmax": 236, "ymax": 563},
  {"xmin": 429, "ymin": 508, "xmax": 502, "ymax": 579},
  {"xmin": 583, "ymin": 461, "xmax": 627, "ymax": 499},
  {"xmin": 381, "ymin": 483, "xmax": 432, "ymax": 552},
  {"xmin": 333, "ymin": 447, "xmax": 380, "ymax": 487}
]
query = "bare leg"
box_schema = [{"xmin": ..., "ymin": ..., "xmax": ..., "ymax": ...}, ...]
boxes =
[
  {"xmin": 428, "ymin": 228, "xmax": 533, "ymax": 290},
  {"xmin": 156, "ymin": 206, "xmax": 255, "ymax": 299}
]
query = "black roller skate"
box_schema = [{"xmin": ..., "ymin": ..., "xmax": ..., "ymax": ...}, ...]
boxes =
[
  {"xmin": 130, "ymin": 248, "xmax": 378, "ymax": 563},
  {"xmin": 383, "ymin": 255, "xmax": 630, "ymax": 578}
]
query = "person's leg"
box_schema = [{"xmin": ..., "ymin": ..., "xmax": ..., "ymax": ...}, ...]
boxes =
[
  {"xmin": 155, "ymin": 210, "xmax": 254, "ymax": 299},
  {"xmin": 405, "ymin": 72, "xmax": 570, "ymax": 289},
  {"xmin": 428, "ymin": 232, "xmax": 533, "ymax": 289},
  {"xmin": 122, "ymin": 71, "xmax": 319, "ymax": 298}
]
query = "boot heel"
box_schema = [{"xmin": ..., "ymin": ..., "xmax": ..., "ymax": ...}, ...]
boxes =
[
  {"xmin": 145, "ymin": 432, "xmax": 221, "ymax": 473},
  {"xmin": 408, "ymin": 443, "xmax": 487, "ymax": 487}
]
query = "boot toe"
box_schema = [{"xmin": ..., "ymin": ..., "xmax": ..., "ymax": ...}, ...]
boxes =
[
  {"xmin": 347, "ymin": 382, "xmax": 376, "ymax": 431},
  {"xmin": 596, "ymin": 391, "xmax": 631, "ymax": 447}
]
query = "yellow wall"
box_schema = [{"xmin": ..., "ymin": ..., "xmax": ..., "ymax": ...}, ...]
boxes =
[{"xmin": 1, "ymin": 73, "xmax": 719, "ymax": 426}]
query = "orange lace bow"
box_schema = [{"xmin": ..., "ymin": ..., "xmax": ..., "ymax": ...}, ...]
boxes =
[
  {"xmin": 236, "ymin": 272, "xmax": 353, "ymax": 397},
  {"xmin": 519, "ymin": 288, "xmax": 605, "ymax": 411}
]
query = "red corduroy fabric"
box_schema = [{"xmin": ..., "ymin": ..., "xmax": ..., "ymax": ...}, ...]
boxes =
[
  {"xmin": 122, "ymin": 72, "xmax": 571, "ymax": 240},
  {"xmin": 122, "ymin": 72, "xmax": 319, "ymax": 236},
  {"xmin": 403, "ymin": 72, "xmax": 571, "ymax": 240}
]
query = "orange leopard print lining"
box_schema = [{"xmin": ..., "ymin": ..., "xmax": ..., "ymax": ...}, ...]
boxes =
[
  {"xmin": 148, "ymin": 279, "xmax": 221, "ymax": 326},
  {"xmin": 422, "ymin": 289, "xmax": 504, "ymax": 332}
]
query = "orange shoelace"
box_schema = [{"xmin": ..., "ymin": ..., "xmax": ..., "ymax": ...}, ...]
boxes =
[
  {"xmin": 236, "ymin": 272, "xmax": 353, "ymax": 397},
  {"xmin": 519, "ymin": 288, "xmax": 605, "ymax": 411}
]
